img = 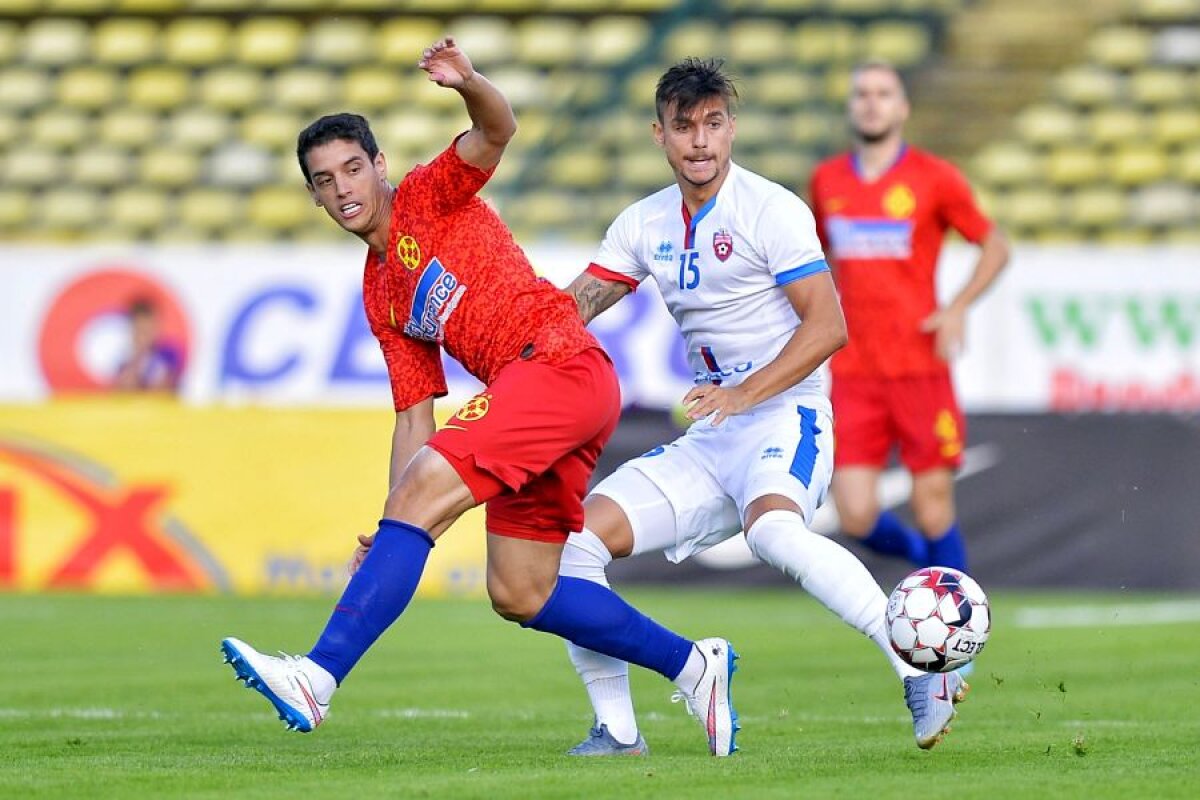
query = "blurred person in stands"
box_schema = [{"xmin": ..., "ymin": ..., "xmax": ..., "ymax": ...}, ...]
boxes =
[
  {"xmin": 219, "ymin": 37, "xmax": 736, "ymax": 756},
  {"xmin": 111, "ymin": 297, "xmax": 183, "ymax": 393},
  {"xmin": 808, "ymin": 62, "xmax": 1010, "ymax": 573}
]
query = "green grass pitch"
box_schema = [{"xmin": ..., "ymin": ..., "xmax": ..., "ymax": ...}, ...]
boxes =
[{"xmin": 2, "ymin": 589, "xmax": 1197, "ymax": 798}]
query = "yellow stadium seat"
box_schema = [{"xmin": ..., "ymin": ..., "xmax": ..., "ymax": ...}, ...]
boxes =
[
  {"xmin": 200, "ymin": 67, "xmax": 262, "ymax": 112},
  {"xmin": 0, "ymin": 112, "xmax": 20, "ymax": 145},
  {"xmin": 331, "ymin": 0, "xmax": 398, "ymax": 9},
  {"xmin": 448, "ymin": 17, "xmax": 514, "ymax": 67},
  {"xmin": 127, "ymin": 65, "xmax": 191, "ymax": 110},
  {"xmin": 116, "ymin": 0, "xmax": 185, "ymax": 10},
  {"xmin": 92, "ymin": 18, "xmax": 160, "ymax": 65},
  {"xmin": 1087, "ymin": 107, "xmax": 1147, "ymax": 145},
  {"xmin": 1130, "ymin": 183, "xmax": 1195, "ymax": 226},
  {"xmin": 0, "ymin": 190, "xmax": 31, "ymax": 229},
  {"xmin": 99, "ymin": 107, "xmax": 159, "ymax": 148},
  {"xmin": 823, "ymin": 69, "xmax": 853, "ymax": 103},
  {"xmin": 179, "ymin": 188, "xmax": 243, "ymax": 231},
  {"xmin": 582, "ymin": 16, "xmax": 650, "ymax": 66},
  {"xmin": 22, "ymin": 18, "xmax": 90, "ymax": 65},
  {"xmin": 208, "ymin": 142, "xmax": 274, "ymax": 186},
  {"xmin": 544, "ymin": 0, "xmax": 609, "ymax": 11},
  {"xmin": 343, "ymin": 66, "xmax": 403, "ymax": 111},
  {"xmin": 748, "ymin": 70, "xmax": 817, "ymax": 108},
  {"xmin": 730, "ymin": 20, "xmax": 789, "ymax": 66},
  {"xmin": 623, "ymin": 65, "xmax": 662, "ymax": 111},
  {"xmin": 1014, "ymin": 104, "xmax": 1080, "ymax": 146},
  {"xmin": 515, "ymin": 17, "xmax": 581, "ymax": 66},
  {"xmin": 756, "ymin": 151, "xmax": 815, "ymax": 191},
  {"xmin": 547, "ymin": 149, "xmax": 608, "ymax": 189},
  {"xmin": 30, "ymin": 108, "xmax": 91, "ymax": 148},
  {"xmin": 617, "ymin": 150, "xmax": 671, "ymax": 191},
  {"xmin": 1045, "ymin": 146, "xmax": 1102, "ymax": 188},
  {"xmin": 472, "ymin": 67, "xmax": 543, "ymax": 109},
  {"xmin": 1111, "ymin": 146, "xmax": 1170, "ymax": 185},
  {"xmin": 1, "ymin": 67, "xmax": 51, "ymax": 110},
  {"xmin": 1001, "ymin": 187, "xmax": 1062, "ymax": 231},
  {"xmin": 44, "ymin": 0, "xmax": 114, "ymax": 12},
  {"xmin": 1135, "ymin": 0, "xmax": 1200, "ymax": 24},
  {"xmin": 1, "ymin": 0, "xmax": 39, "ymax": 12},
  {"xmin": 0, "ymin": 22, "xmax": 18, "ymax": 63},
  {"xmin": 664, "ymin": 21, "xmax": 720, "ymax": 62},
  {"xmin": 165, "ymin": 107, "xmax": 231, "ymax": 149},
  {"xmin": 1129, "ymin": 68, "xmax": 1189, "ymax": 106},
  {"xmin": 972, "ymin": 142, "xmax": 1042, "ymax": 187},
  {"xmin": 377, "ymin": 110, "xmax": 446, "ymax": 156},
  {"xmin": 242, "ymin": 110, "xmax": 303, "ymax": 150},
  {"xmin": 829, "ymin": 0, "xmax": 891, "ymax": 12},
  {"xmin": 789, "ymin": 109, "xmax": 838, "ymax": 147},
  {"xmin": 730, "ymin": 110, "xmax": 778, "ymax": 148},
  {"xmin": 1177, "ymin": 144, "xmax": 1200, "ymax": 183},
  {"xmin": 5, "ymin": 147, "xmax": 61, "ymax": 187},
  {"xmin": 236, "ymin": 17, "xmax": 304, "ymax": 67},
  {"xmin": 309, "ymin": 18, "xmax": 373, "ymax": 66},
  {"xmin": 57, "ymin": 66, "xmax": 119, "ymax": 110},
  {"xmin": 401, "ymin": 0, "xmax": 471, "ymax": 10},
  {"xmin": 163, "ymin": 17, "xmax": 230, "ymax": 65},
  {"xmin": 273, "ymin": 67, "xmax": 336, "ymax": 111},
  {"xmin": 187, "ymin": 0, "xmax": 248, "ymax": 9},
  {"xmin": 41, "ymin": 188, "xmax": 101, "ymax": 232},
  {"xmin": 1067, "ymin": 186, "xmax": 1127, "ymax": 228},
  {"xmin": 615, "ymin": 0, "xmax": 678, "ymax": 10},
  {"xmin": 108, "ymin": 188, "xmax": 170, "ymax": 232},
  {"xmin": 1152, "ymin": 107, "xmax": 1200, "ymax": 145},
  {"xmin": 862, "ymin": 21, "xmax": 931, "ymax": 67},
  {"xmin": 1154, "ymin": 26, "xmax": 1200, "ymax": 67},
  {"xmin": 794, "ymin": 21, "xmax": 858, "ymax": 65},
  {"xmin": 1055, "ymin": 65, "xmax": 1122, "ymax": 108},
  {"xmin": 375, "ymin": 18, "xmax": 444, "ymax": 65},
  {"xmin": 1087, "ymin": 26, "xmax": 1152, "ymax": 69},
  {"xmin": 140, "ymin": 146, "xmax": 201, "ymax": 187},
  {"xmin": 248, "ymin": 186, "xmax": 312, "ymax": 231},
  {"xmin": 70, "ymin": 146, "xmax": 130, "ymax": 187}
]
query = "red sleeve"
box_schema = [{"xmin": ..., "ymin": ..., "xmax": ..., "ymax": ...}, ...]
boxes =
[
  {"xmin": 936, "ymin": 161, "xmax": 992, "ymax": 244},
  {"xmin": 806, "ymin": 169, "xmax": 830, "ymax": 252},
  {"xmin": 401, "ymin": 133, "xmax": 496, "ymax": 216},
  {"xmin": 586, "ymin": 263, "xmax": 640, "ymax": 290},
  {"xmin": 376, "ymin": 325, "xmax": 447, "ymax": 412}
]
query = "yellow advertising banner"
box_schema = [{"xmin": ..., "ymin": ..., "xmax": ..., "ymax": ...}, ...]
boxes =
[{"xmin": 0, "ymin": 400, "xmax": 487, "ymax": 596}]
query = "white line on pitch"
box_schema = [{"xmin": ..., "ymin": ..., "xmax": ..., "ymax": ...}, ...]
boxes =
[{"xmin": 1013, "ymin": 600, "xmax": 1200, "ymax": 629}]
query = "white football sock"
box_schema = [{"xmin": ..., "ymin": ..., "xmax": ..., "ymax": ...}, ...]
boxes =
[
  {"xmin": 300, "ymin": 657, "xmax": 338, "ymax": 705},
  {"xmin": 672, "ymin": 645, "xmax": 707, "ymax": 694},
  {"xmin": 561, "ymin": 528, "xmax": 639, "ymax": 742},
  {"xmin": 746, "ymin": 509, "xmax": 923, "ymax": 681}
]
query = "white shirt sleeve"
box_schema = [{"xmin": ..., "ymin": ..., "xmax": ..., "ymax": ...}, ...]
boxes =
[
  {"xmin": 590, "ymin": 203, "xmax": 650, "ymax": 285},
  {"xmin": 756, "ymin": 190, "xmax": 830, "ymax": 286}
]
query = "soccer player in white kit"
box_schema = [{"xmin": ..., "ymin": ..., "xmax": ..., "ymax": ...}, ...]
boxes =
[{"xmin": 560, "ymin": 59, "xmax": 968, "ymax": 755}]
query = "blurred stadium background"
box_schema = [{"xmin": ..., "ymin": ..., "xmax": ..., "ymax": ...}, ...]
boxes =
[{"xmin": 2, "ymin": 0, "xmax": 1200, "ymax": 600}]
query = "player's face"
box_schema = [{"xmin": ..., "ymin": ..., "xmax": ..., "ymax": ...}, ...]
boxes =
[
  {"xmin": 304, "ymin": 138, "xmax": 391, "ymax": 237},
  {"xmin": 848, "ymin": 67, "xmax": 909, "ymax": 144},
  {"xmin": 654, "ymin": 97, "xmax": 736, "ymax": 191}
]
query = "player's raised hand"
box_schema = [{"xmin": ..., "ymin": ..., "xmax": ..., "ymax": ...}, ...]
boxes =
[
  {"xmin": 682, "ymin": 383, "xmax": 753, "ymax": 427},
  {"xmin": 921, "ymin": 305, "xmax": 966, "ymax": 360},
  {"xmin": 418, "ymin": 37, "xmax": 474, "ymax": 89},
  {"xmin": 347, "ymin": 532, "xmax": 374, "ymax": 577}
]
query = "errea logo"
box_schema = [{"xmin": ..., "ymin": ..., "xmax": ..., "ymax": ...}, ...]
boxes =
[
  {"xmin": 761, "ymin": 447, "xmax": 784, "ymax": 460},
  {"xmin": 653, "ymin": 240, "xmax": 674, "ymax": 262}
]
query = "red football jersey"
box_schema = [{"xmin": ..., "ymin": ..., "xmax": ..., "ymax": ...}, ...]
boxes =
[
  {"xmin": 808, "ymin": 146, "xmax": 992, "ymax": 378},
  {"xmin": 363, "ymin": 137, "xmax": 598, "ymax": 411}
]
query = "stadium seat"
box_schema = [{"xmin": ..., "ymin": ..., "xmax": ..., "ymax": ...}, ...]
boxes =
[
  {"xmin": 236, "ymin": 17, "xmax": 304, "ymax": 67},
  {"xmin": 242, "ymin": 110, "xmax": 303, "ymax": 150},
  {"xmin": 449, "ymin": 17, "xmax": 514, "ymax": 67},
  {"xmin": 57, "ymin": 66, "xmax": 120, "ymax": 110},
  {"xmin": 730, "ymin": 110, "xmax": 779, "ymax": 148},
  {"xmin": 208, "ymin": 142, "xmax": 274, "ymax": 186},
  {"xmin": 117, "ymin": 0, "xmax": 184, "ymax": 10},
  {"xmin": 248, "ymin": 186, "xmax": 313, "ymax": 232},
  {"xmin": 1087, "ymin": 26, "xmax": 1152, "ymax": 69},
  {"xmin": 664, "ymin": 21, "xmax": 720, "ymax": 62},
  {"xmin": 546, "ymin": 148, "xmax": 609, "ymax": 189},
  {"xmin": 375, "ymin": 18, "xmax": 443, "ymax": 64},
  {"xmin": 1129, "ymin": 68, "xmax": 1189, "ymax": 106},
  {"xmin": 623, "ymin": 65, "xmax": 662, "ymax": 111},
  {"xmin": 341, "ymin": 66, "xmax": 403, "ymax": 111},
  {"xmin": 1, "ymin": 67, "xmax": 51, "ymax": 110},
  {"xmin": 0, "ymin": 112, "xmax": 20, "ymax": 146},
  {"xmin": 70, "ymin": 146, "xmax": 130, "ymax": 187},
  {"xmin": 41, "ymin": 188, "xmax": 101, "ymax": 232},
  {"xmin": 1152, "ymin": 107, "xmax": 1200, "ymax": 146},
  {"xmin": 793, "ymin": 21, "xmax": 858, "ymax": 65},
  {"xmin": 99, "ymin": 107, "xmax": 159, "ymax": 148},
  {"xmin": 582, "ymin": 16, "xmax": 650, "ymax": 66},
  {"xmin": 127, "ymin": 65, "xmax": 191, "ymax": 110},
  {"xmin": 1111, "ymin": 145, "xmax": 1170, "ymax": 185},
  {"xmin": 377, "ymin": 109, "xmax": 447, "ymax": 156},
  {"xmin": 972, "ymin": 142, "xmax": 1042, "ymax": 187},
  {"xmin": 0, "ymin": 190, "xmax": 31, "ymax": 229},
  {"xmin": 1066, "ymin": 186, "xmax": 1127, "ymax": 229},
  {"xmin": 273, "ymin": 67, "xmax": 336, "ymax": 111},
  {"xmin": 789, "ymin": 108, "xmax": 838, "ymax": 147},
  {"xmin": 1153, "ymin": 26, "xmax": 1200, "ymax": 66},
  {"xmin": 750, "ymin": 69, "xmax": 818, "ymax": 109},
  {"xmin": 22, "ymin": 18, "xmax": 90, "ymax": 65},
  {"xmin": 200, "ymin": 67, "xmax": 262, "ymax": 112},
  {"xmin": 108, "ymin": 188, "xmax": 171, "ymax": 232},
  {"xmin": 30, "ymin": 108, "xmax": 91, "ymax": 148},
  {"xmin": 163, "ymin": 17, "xmax": 231, "ymax": 65},
  {"xmin": 823, "ymin": 69, "xmax": 853, "ymax": 103},
  {"xmin": 755, "ymin": 151, "xmax": 815, "ymax": 192},
  {"xmin": 730, "ymin": 20, "xmax": 790, "ymax": 66},
  {"xmin": 179, "ymin": 188, "xmax": 243, "ymax": 231},
  {"xmin": 614, "ymin": 0, "xmax": 677, "ymax": 11},
  {"xmin": 309, "ymin": 18, "xmax": 372, "ymax": 66},
  {"xmin": 92, "ymin": 18, "xmax": 160, "ymax": 65},
  {"xmin": 43, "ymin": 0, "xmax": 115, "ymax": 11},
  {"xmin": 1055, "ymin": 66, "xmax": 1122, "ymax": 109},
  {"xmin": 544, "ymin": 0, "xmax": 611, "ymax": 10},
  {"xmin": 1135, "ymin": 0, "xmax": 1200, "ymax": 24},
  {"xmin": 1130, "ymin": 183, "xmax": 1195, "ymax": 226},
  {"xmin": 474, "ymin": 67, "xmax": 544, "ymax": 109},
  {"xmin": 862, "ymin": 21, "xmax": 931, "ymax": 67},
  {"xmin": 140, "ymin": 146, "xmax": 201, "ymax": 187},
  {"xmin": 515, "ymin": 17, "xmax": 581, "ymax": 66},
  {"xmin": 1001, "ymin": 187, "xmax": 1061, "ymax": 231},
  {"xmin": 5, "ymin": 147, "xmax": 61, "ymax": 187},
  {"xmin": 1014, "ymin": 104, "xmax": 1080, "ymax": 146},
  {"xmin": 165, "ymin": 107, "xmax": 231, "ymax": 149},
  {"xmin": 1045, "ymin": 146, "xmax": 1102, "ymax": 188},
  {"xmin": 1087, "ymin": 107, "xmax": 1148, "ymax": 146},
  {"xmin": 0, "ymin": 22, "xmax": 18, "ymax": 64}
]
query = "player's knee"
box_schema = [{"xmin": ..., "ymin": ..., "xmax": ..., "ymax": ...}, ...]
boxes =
[
  {"xmin": 487, "ymin": 574, "xmax": 554, "ymax": 623},
  {"xmin": 837, "ymin": 502, "xmax": 878, "ymax": 537},
  {"xmin": 913, "ymin": 503, "xmax": 954, "ymax": 538},
  {"xmin": 383, "ymin": 449, "xmax": 473, "ymax": 533}
]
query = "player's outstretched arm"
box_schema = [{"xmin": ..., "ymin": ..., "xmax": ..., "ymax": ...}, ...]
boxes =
[
  {"xmin": 565, "ymin": 271, "xmax": 632, "ymax": 324},
  {"xmin": 418, "ymin": 37, "xmax": 516, "ymax": 171}
]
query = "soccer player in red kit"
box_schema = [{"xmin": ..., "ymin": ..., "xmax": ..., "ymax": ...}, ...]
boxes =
[
  {"xmin": 808, "ymin": 62, "xmax": 1010, "ymax": 573},
  {"xmin": 220, "ymin": 38, "xmax": 737, "ymax": 755}
]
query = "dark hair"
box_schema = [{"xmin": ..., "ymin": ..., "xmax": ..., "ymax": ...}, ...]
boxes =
[
  {"xmin": 851, "ymin": 60, "xmax": 909, "ymax": 98},
  {"xmin": 296, "ymin": 112, "xmax": 380, "ymax": 183},
  {"xmin": 655, "ymin": 58, "xmax": 738, "ymax": 123}
]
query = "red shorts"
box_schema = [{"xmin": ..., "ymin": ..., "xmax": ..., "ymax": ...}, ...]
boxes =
[
  {"xmin": 831, "ymin": 373, "xmax": 965, "ymax": 473},
  {"xmin": 427, "ymin": 347, "xmax": 620, "ymax": 543}
]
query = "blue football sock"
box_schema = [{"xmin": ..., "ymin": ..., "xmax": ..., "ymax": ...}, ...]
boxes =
[
  {"xmin": 861, "ymin": 510, "xmax": 928, "ymax": 566},
  {"xmin": 307, "ymin": 519, "xmax": 433, "ymax": 684},
  {"xmin": 926, "ymin": 522, "xmax": 968, "ymax": 572},
  {"xmin": 524, "ymin": 576, "xmax": 694, "ymax": 681}
]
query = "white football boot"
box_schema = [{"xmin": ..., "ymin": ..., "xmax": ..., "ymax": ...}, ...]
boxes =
[
  {"xmin": 671, "ymin": 637, "xmax": 740, "ymax": 756},
  {"xmin": 221, "ymin": 637, "xmax": 332, "ymax": 732}
]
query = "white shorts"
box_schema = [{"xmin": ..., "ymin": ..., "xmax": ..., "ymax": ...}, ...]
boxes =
[{"xmin": 592, "ymin": 398, "xmax": 834, "ymax": 563}]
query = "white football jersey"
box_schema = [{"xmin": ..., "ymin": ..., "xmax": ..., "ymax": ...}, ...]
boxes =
[{"xmin": 591, "ymin": 162, "xmax": 831, "ymax": 412}]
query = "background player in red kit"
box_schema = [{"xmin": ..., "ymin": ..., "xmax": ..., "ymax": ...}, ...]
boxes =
[
  {"xmin": 809, "ymin": 61, "xmax": 1010, "ymax": 572},
  {"xmin": 220, "ymin": 38, "xmax": 738, "ymax": 755}
]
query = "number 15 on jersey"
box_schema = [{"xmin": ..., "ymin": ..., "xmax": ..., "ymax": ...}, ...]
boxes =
[{"xmin": 678, "ymin": 250, "xmax": 700, "ymax": 290}]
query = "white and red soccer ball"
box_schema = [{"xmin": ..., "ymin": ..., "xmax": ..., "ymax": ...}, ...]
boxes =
[{"xmin": 886, "ymin": 567, "xmax": 991, "ymax": 673}]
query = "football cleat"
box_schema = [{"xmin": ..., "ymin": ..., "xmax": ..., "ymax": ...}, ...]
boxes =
[
  {"xmin": 671, "ymin": 637, "xmax": 740, "ymax": 756},
  {"xmin": 903, "ymin": 671, "xmax": 969, "ymax": 749},
  {"xmin": 566, "ymin": 723, "xmax": 649, "ymax": 756},
  {"xmin": 221, "ymin": 637, "xmax": 330, "ymax": 733}
]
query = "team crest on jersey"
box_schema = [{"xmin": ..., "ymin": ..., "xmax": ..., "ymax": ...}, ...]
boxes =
[
  {"xmin": 713, "ymin": 229, "xmax": 734, "ymax": 262},
  {"xmin": 883, "ymin": 184, "xmax": 916, "ymax": 219},
  {"xmin": 454, "ymin": 393, "xmax": 491, "ymax": 422},
  {"xmin": 396, "ymin": 234, "xmax": 422, "ymax": 270}
]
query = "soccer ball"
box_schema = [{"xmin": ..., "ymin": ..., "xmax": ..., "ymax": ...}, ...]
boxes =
[{"xmin": 886, "ymin": 567, "xmax": 990, "ymax": 673}]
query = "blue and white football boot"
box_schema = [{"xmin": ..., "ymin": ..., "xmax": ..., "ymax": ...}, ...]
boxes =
[
  {"xmin": 221, "ymin": 637, "xmax": 332, "ymax": 733},
  {"xmin": 567, "ymin": 723, "xmax": 649, "ymax": 756},
  {"xmin": 903, "ymin": 671, "xmax": 969, "ymax": 749},
  {"xmin": 671, "ymin": 637, "xmax": 740, "ymax": 756}
]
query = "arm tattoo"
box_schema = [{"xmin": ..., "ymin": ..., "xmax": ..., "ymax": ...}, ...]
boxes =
[{"xmin": 569, "ymin": 274, "xmax": 630, "ymax": 324}]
